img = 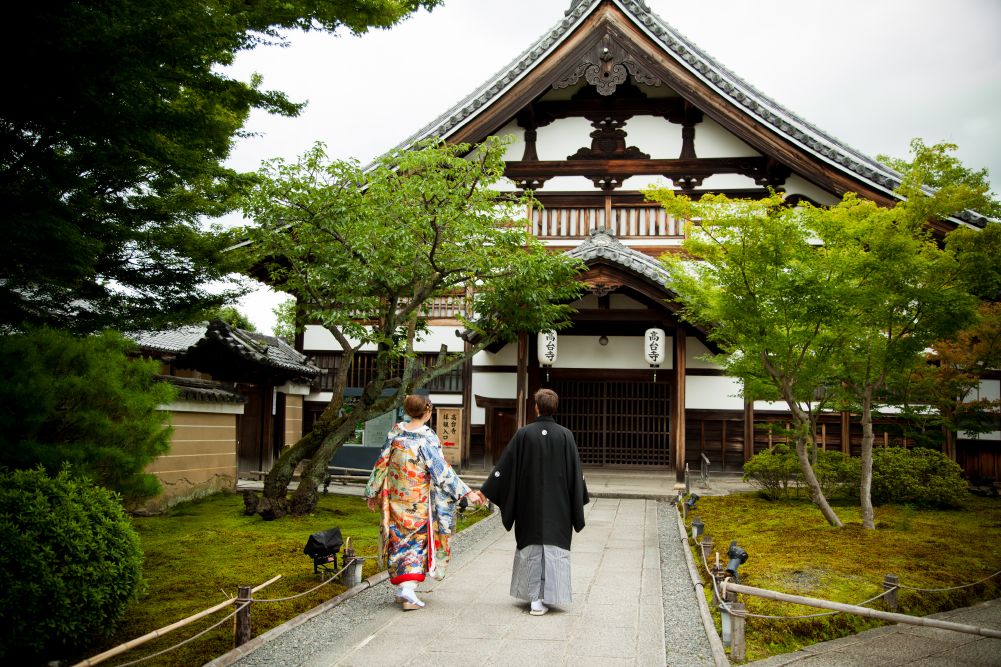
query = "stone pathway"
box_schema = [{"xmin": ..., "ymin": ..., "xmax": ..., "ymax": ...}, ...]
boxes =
[{"xmin": 229, "ymin": 498, "xmax": 715, "ymax": 666}]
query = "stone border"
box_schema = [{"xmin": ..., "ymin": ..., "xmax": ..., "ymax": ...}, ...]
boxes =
[{"xmin": 673, "ymin": 503, "xmax": 730, "ymax": 667}]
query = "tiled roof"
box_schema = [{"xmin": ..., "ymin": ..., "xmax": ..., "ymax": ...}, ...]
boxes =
[
  {"xmin": 395, "ymin": 0, "xmax": 987, "ymax": 229},
  {"xmin": 203, "ymin": 321, "xmax": 320, "ymax": 378},
  {"xmin": 133, "ymin": 324, "xmax": 207, "ymax": 354},
  {"xmin": 133, "ymin": 321, "xmax": 320, "ymax": 379},
  {"xmin": 159, "ymin": 375, "xmax": 246, "ymax": 404},
  {"xmin": 566, "ymin": 228, "xmax": 671, "ymax": 287}
]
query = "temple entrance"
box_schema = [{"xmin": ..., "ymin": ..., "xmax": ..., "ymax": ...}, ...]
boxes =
[{"xmin": 550, "ymin": 378, "xmax": 671, "ymax": 467}]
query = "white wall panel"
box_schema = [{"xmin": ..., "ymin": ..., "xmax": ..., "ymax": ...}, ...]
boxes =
[
  {"xmin": 303, "ymin": 324, "xmax": 463, "ymax": 353},
  {"xmin": 686, "ymin": 338, "xmax": 722, "ymax": 369},
  {"xmin": 473, "ymin": 343, "xmax": 518, "ymax": 366},
  {"xmin": 623, "ymin": 115, "xmax": 682, "ymax": 160},
  {"xmin": 537, "ymin": 117, "xmax": 594, "ymax": 160},
  {"xmin": 693, "ymin": 118, "xmax": 760, "ymax": 158},
  {"xmin": 687, "ymin": 376, "xmax": 744, "ymax": 410},
  {"xmin": 783, "ymin": 174, "xmax": 840, "ymax": 205},
  {"xmin": 470, "ymin": 373, "xmax": 516, "ymax": 424}
]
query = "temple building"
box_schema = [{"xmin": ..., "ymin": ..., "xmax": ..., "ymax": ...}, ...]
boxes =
[{"xmin": 296, "ymin": 0, "xmax": 996, "ymax": 479}]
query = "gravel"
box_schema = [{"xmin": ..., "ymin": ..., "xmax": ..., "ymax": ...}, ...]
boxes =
[{"xmin": 658, "ymin": 500, "xmax": 717, "ymax": 667}]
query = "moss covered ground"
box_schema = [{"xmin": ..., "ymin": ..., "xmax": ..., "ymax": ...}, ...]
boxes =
[
  {"xmin": 684, "ymin": 493, "xmax": 1001, "ymax": 662},
  {"xmin": 81, "ymin": 491, "xmax": 488, "ymax": 667}
]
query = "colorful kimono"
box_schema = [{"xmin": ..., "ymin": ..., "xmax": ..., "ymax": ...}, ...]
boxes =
[{"xmin": 365, "ymin": 424, "xmax": 471, "ymax": 585}]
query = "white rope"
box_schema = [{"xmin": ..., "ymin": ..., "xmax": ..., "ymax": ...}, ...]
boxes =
[
  {"xmin": 112, "ymin": 603, "xmax": 248, "ymax": 667},
  {"xmin": 895, "ymin": 569, "xmax": 1001, "ymax": 593}
]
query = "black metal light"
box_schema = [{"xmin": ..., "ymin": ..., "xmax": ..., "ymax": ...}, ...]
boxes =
[
  {"xmin": 685, "ymin": 493, "xmax": 699, "ymax": 510},
  {"xmin": 304, "ymin": 527, "xmax": 344, "ymax": 575},
  {"xmin": 725, "ymin": 540, "xmax": 748, "ymax": 583}
]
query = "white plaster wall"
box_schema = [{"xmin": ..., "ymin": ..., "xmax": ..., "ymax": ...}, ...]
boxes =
[
  {"xmin": 976, "ymin": 379, "xmax": 1001, "ymax": 402},
  {"xmin": 470, "ymin": 372, "xmax": 517, "ymax": 424},
  {"xmin": 626, "ymin": 174, "xmax": 673, "ymax": 191},
  {"xmin": 784, "ymin": 175, "xmax": 840, "ymax": 205},
  {"xmin": 303, "ymin": 324, "xmax": 464, "ymax": 353},
  {"xmin": 685, "ymin": 338, "xmax": 722, "ymax": 369},
  {"xmin": 548, "ymin": 335, "xmax": 671, "ymax": 369},
  {"xmin": 537, "ymin": 117, "xmax": 594, "ymax": 161},
  {"xmin": 687, "ymin": 375, "xmax": 744, "ymax": 410},
  {"xmin": 753, "ymin": 399, "xmax": 789, "ymax": 411},
  {"xmin": 544, "ymin": 175, "xmax": 600, "ymax": 191},
  {"xmin": 698, "ymin": 173, "xmax": 761, "ymax": 189},
  {"xmin": 623, "ymin": 115, "xmax": 682, "ymax": 160},
  {"xmin": 495, "ymin": 122, "xmax": 526, "ymax": 162},
  {"xmin": 473, "ymin": 343, "xmax": 518, "ymax": 366},
  {"xmin": 693, "ymin": 118, "xmax": 760, "ymax": 158}
]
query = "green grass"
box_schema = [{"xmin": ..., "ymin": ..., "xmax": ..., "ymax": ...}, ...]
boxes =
[
  {"xmin": 80, "ymin": 491, "xmax": 488, "ymax": 667},
  {"xmin": 684, "ymin": 493, "xmax": 1001, "ymax": 662}
]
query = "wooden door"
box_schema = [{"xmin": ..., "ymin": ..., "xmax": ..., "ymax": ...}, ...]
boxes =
[
  {"xmin": 551, "ymin": 379, "xmax": 671, "ymax": 467},
  {"xmin": 489, "ymin": 407, "xmax": 518, "ymax": 465}
]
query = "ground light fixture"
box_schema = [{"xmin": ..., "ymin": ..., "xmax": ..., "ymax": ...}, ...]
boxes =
[
  {"xmin": 726, "ymin": 540, "xmax": 749, "ymax": 583},
  {"xmin": 304, "ymin": 526, "xmax": 343, "ymax": 576},
  {"xmin": 691, "ymin": 517, "xmax": 704, "ymax": 541}
]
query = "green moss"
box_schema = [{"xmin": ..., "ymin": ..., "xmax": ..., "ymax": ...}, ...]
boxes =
[
  {"xmin": 687, "ymin": 494, "xmax": 1001, "ymax": 662},
  {"xmin": 80, "ymin": 491, "xmax": 487, "ymax": 666}
]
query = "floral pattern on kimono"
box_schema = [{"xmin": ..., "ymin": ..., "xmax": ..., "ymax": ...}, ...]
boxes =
[{"xmin": 365, "ymin": 424, "xmax": 470, "ymax": 584}]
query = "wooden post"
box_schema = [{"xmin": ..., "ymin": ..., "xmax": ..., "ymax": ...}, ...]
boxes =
[
  {"xmin": 884, "ymin": 574, "xmax": 899, "ymax": 612},
  {"xmin": 730, "ymin": 602, "xmax": 746, "ymax": 661},
  {"xmin": 673, "ymin": 327, "xmax": 687, "ymax": 482},
  {"xmin": 234, "ymin": 585, "xmax": 252, "ymax": 647},
  {"xmin": 516, "ymin": 332, "xmax": 528, "ymax": 428},
  {"xmin": 743, "ymin": 398, "xmax": 754, "ymax": 462},
  {"xmin": 700, "ymin": 536, "xmax": 713, "ymax": 565},
  {"xmin": 841, "ymin": 410, "xmax": 851, "ymax": 454}
]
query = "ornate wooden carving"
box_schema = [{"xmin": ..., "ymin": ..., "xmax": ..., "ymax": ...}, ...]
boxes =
[
  {"xmin": 748, "ymin": 158, "xmax": 792, "ymax": 188},
  {"xmin": 554, "ymin": 31, "xmax": 663, "ymax": 96},
  {"xmin": 569, "ymin": 116, "xmax": 650, "ymax": 161}
]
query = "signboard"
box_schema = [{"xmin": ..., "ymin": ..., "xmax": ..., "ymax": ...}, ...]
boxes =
[{"xmin": 435, "ymin": 407, "xmax": 463, "ymax": 466}]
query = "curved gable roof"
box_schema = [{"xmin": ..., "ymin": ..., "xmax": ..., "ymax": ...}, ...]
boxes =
[
  {"xmin": 395, "ymin": 0, "xmax": 986, "ymax": 229},
  {"xmin": 566, "ymin": 228, "xmax": 671, "ymax": 287}
]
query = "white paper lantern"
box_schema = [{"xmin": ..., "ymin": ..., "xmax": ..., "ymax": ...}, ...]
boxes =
[
  {"xmin": 538, "ymin": 330, "xmax": 558, "ymax": 366},
  {"xmin": 644, "ymin": 328, "xmax": 666, "ymax": 366}
]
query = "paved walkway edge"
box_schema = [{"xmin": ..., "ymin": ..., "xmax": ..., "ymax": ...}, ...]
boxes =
[
  {"xmin": 203, "ymin": 509, "xmax": 501, "ymax": 667},
  {"xmin": 672, "ymin": 504, "xmax": 730, "ymax": 667}
]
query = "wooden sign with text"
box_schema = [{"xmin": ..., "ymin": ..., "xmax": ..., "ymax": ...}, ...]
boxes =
[{"xmin": 435, "ymin": 407, "xmax": 463, "ymax": 466}]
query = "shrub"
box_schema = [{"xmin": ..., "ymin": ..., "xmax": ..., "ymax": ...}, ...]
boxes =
[
  {"xmin": 814, "ymin": 450, "xmax": 860, "ymax": 500},
  {"xmin": 743, "ymin": 445, "xmax": 800, "ymax": 499},
  {"xmin": 870, "ymin": 447, "xmax": 968, "ymax": 507},
  {"xmin": 0, "ymin": 468, "xmax": 144, "ymax": 663}
]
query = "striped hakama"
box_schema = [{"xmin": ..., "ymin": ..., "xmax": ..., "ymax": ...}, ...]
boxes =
[{"xmin": 510, "ymin": 544, "xmax": 573, "ymax": 605}]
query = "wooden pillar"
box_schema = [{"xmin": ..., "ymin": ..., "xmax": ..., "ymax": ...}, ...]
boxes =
[
  {"xmin": 516, "ymin": 332, "xmax": 529, "ymax": 428},
  {"xmin": 840, "ymin": 410, "xmax": 850, "ymax": 455},
  {"xmin": 461, "ymin": 338, "xmax": 473, "ymax": 468},
  {"xmin": 743, "ymin": 398, "xmax": 754, "ymax": 462},
  {"xmin": 673, "ymin": 328, "xmax": 687, "ymax": 482}
]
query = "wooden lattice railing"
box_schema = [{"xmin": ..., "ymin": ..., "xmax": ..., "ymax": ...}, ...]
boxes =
[{"xmin": 531, "ymin": 204, "xmax": 684, "ymax": 240}]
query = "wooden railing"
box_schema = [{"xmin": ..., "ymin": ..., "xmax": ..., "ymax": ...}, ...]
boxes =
[{"xmin": 531, "ymin": 204, "xmax": 683, "ymax": 240}]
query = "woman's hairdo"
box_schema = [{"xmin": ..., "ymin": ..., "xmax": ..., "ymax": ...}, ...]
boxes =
[
  {"xmin": 403, "ymin": 394, "xmax": 432, "ymax": 418},
  {"xmin": 534, "ymin": 388, "xmax": 559, "ymax": 416}
]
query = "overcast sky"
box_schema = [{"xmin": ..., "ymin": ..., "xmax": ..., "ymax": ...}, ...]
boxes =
[{"xmin": 225, "ymin": 0, "xmax": 1001, "ymax": 334}]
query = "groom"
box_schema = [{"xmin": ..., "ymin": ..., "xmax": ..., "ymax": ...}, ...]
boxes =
[{"xmin": 480, "ymin": 388, "xmax": 589, "ymax": 615}]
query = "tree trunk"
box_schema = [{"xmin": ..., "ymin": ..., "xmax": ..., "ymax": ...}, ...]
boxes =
[
  {"xmin": 289, "ymin": 420, "xmax": 359, "ymax": 515},
  {"xmin": 859, "ymin": 387, "xmax": 875, "ymax": 530},
  {"xmin": 793, "ymin": 432, "xmax": 843, "ymax": 527},
  {"xmin": 778, "ymin": 385, "xmax": 842, "ymax": 527}
]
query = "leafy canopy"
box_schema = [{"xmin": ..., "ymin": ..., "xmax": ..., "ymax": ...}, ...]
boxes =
[
  {"xmin": 1, "ymin": 1, "xmax": 440, "ymax": 333},
  {"xmin": 242, "ymin": 137, "xmax": 583, "ymax": 360}
]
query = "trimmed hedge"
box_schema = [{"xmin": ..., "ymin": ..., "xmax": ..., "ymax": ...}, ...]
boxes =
[{"xmin": 0, "ymin": 468, "xmax": 144, "ymax": 663}]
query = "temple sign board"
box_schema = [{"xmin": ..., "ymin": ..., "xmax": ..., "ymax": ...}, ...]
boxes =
[{"xmin": 436, "ymin": 407, "xmax": 463, "ymax": 466}]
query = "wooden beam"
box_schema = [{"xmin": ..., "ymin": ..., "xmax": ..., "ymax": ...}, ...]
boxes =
[
  {"xmin": 505, "ymin": 156, "xmax": 770, "ymax": 181},
  {"xmin": 743, "ymin": 398, "xmax": 754, "ymax": 462},
  {"xmin": 673, "ymin": 327, "xmax": 687, "ymax": 481}
]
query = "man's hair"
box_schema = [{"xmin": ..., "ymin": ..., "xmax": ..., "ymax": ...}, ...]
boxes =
[
  {"xmin": 403, "ymin": 394, "xmax": 432, "ymax": 418},
  {"xmin": 534, "ymin": 388, "xmax": 559, "ymax": 416}
]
